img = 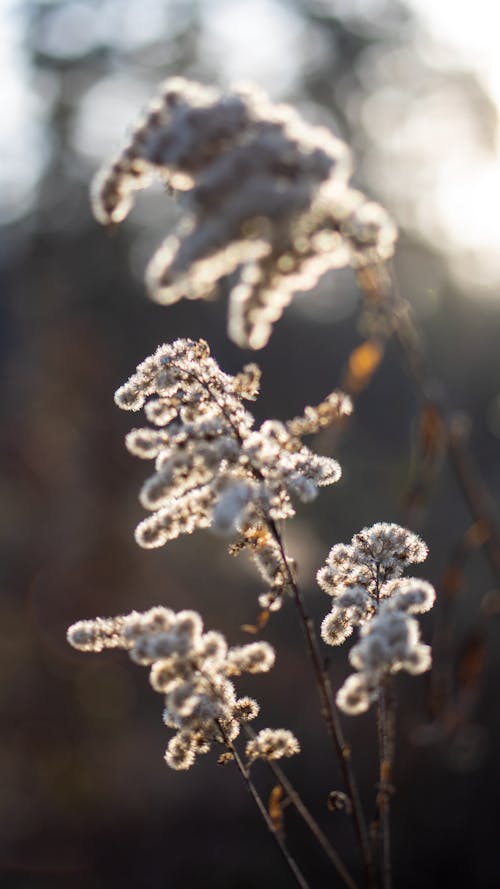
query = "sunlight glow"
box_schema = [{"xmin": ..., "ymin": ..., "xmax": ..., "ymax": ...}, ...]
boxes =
[{"xmin": 0, "ymin": 3, "xmax": 51, "ymax": 224}]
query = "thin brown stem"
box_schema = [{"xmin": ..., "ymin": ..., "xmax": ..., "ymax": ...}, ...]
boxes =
[
  {"xmin": 179, "ymin": 361, "xmax": 374, "ymax": 885},
  {"xmin": 383, "ymin": 262, "xmax": 500, "ymax": 590},
  {"xmin": 219, "ymin": 724, "xmax": 312, "ymax": 889},
  {"xmin": 447, "ymin": 423, "xmax": 500, "ymax": 590},
  {"xmin": 244, "ymin": 726, "xmax": 359, "ymax": 889},
  {"xmin": 268, "ymin": 518, "xmax": 376, "ymax": 889},
  {"xmin": 356, "ymin": 265, "xmax": 500, "ymax": 734},
  {"xmin": 376, "ymin": 682, "xmax": 394, "ymax": 889}
]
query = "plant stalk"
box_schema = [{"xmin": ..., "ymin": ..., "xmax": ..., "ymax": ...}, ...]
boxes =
[
  {"xmin": 376, "ymin": 681, "xmax": 394, "ymax": 889},
  {"xmin": 244, "ymin": 726, "xmax": 359, "ymax": 889},
  {"xmin": 183, "ymin": 362, "xmax": 374, "ymax": 887},
  {"xmin": 219, "ymin": 725, "xmax": 312, "ymax": 889},
  {"xmin": 268, "ymin": 518, "xmax": 376, "ymax": 889}
]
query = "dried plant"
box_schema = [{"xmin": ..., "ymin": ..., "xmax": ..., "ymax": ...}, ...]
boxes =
[
  {"xmin": 67, "ymin": 77, "xmax": 483, "ymax": 889},
  {"xmin": 68, "ymin": 605, "xmax": 295, "ymax": 771},
  {"xmin": 318, "ymin": 523, "xmax": 435, "ymax": 713},
  {"xmin": 114, "ymin": 337, "xmax": 348, "ymax": 557},
  {"xmin": 92, "ymin": 77, "xmax": 396, "ymax": 349}
]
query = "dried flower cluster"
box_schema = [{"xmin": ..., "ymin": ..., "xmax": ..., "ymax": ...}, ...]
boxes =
[
  {"xmin": 117, "ymin": 339, "xmax": 349, "ymax": 594},
  {"xmin": 246, "ymin": 728, "xmax": 300, "ymax": 762},
  {"xmin": 229, "ymin": 523, "xmax": 296, "ymax": 612},
  {"xmin": 318, "ymin": 523, "xmax": 435, "ymax": 715},
  {"xmin": 68, "ymin": 605, "xmax": 298, "ymax": 769},
  {"xmin": 64, "ymin": 70, "xmax": 446, "ymax": 888},
  {"xmin": 92, "ymin": 77, "xmax": 397, "ymax": 348}
]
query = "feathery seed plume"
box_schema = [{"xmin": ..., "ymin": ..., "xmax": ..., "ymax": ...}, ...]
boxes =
[
  {"xmin": 245, "ymin": 728, "xmax": 300, "ymax": 762},
  {"xmin": 317, "ymin": 523, "xmax": 435, "ymax": 714},
  {"xmin": 117, "ymin": 338, "xmax": 348, "ymax": 604},
  {"xmin": 68, "ymin": 606, "xmax": 285, "ymax": 770},
  {"xmin": 92, "ymin": 78, "xmax": 397, "ymax": 348}
]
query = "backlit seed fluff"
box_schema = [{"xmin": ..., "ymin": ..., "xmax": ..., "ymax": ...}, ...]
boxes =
[
  {"xmin": 227, "ymin": 642, "xmax": 276, "ymax": 675},
  {"xmin": 320, "ymin": 610, "xmax": 355, "ymax": 646},
  {"xmin": 246, "ymin": 729, "xmax": 300, "ymax": 761},
  {"xmin": 318, "ymin": 523, "xmax": 435, "ymax": 715},
  {"xmin": 318, "ymin": 524, "xmax": 429, "ymax": 601},
  {"xmin": 353, "ymin": 523, "xmax": 428, "ymax": 571},
  {"xmin": 198, "ymin": 631, "xmax": 228, "ymax": 665},
  {"xmin": 382, "ymin": 578, "xmax": 436, "ymax": 613},
  {"xmin": 234, "ymin": 697, "xmax": 260, "ymax": 722},
  {"xmin": 211, "ymin": 482, "xmax": 255, "ymax": 535},
  {"xmin": 68, "ymin": 605, "xmax": 283, "ymax": 770},
  {"xmin": 335, "ymin": 674, "xmax": 372, "ymax": 716},
  {"xmin": 92, "ymin": 78, "xmax": 397, "ymax": 348},
  {"xmin": 116, "ymin": 340, "xmax": 345, "ymax": 604},
  {"xmin": 67, "ymin": 615, "xmax": 135, "ymax": 652},
  {"xmin": 165, "ymin": 734, "xmax": 197, "ymax": 770}
]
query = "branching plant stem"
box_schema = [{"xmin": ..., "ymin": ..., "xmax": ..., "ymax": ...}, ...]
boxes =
[
  {"xmin": 244, "ymin": 725, "xmax": 359, "ymax": 889},
  {"xmin": 176, "ymin": 363, "xmax": 375, "ymax": 885},
  {"xmin": 268, "ymin": 518, "xmax": 376, "ymax": 889},
  {"xmin": 218, "ymin": 723, "xmax": 312, "ymax": 889}
]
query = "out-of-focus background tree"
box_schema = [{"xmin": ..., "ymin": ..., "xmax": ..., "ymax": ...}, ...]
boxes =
[{"xmin": 1, "ymin": 1, "xmax": 500, "ymax": 886}]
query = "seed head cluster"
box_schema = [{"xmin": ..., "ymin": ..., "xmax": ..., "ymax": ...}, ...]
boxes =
[
  {"xmin": 67, "ymin": 605, "xmax": 288, "ymax": 770},
  {"xmin": 229, "ymin": 523, "xmax": 296, "ymax": 612},
  {"xmin": 246, "ymin": 728, "xmax": 300, "ymax": 762},
  {"xmin": 92, "ymin": 77, "xmax": 397, "ymax": 348},
  {"xmin": 117, "ymin": 339, "xmax": 349, "ymax": 577},
  {"xmin": 318, "ymin": 523, "xmax": 435, "ymax": 715}
]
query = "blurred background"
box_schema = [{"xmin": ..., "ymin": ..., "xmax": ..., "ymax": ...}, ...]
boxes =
[{"xmin": 1, "ymin": 0, "xmax": 500, "ymax": 886}]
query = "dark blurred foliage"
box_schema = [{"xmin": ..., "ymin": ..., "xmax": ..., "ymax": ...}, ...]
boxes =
[{"xmin": 1, "ymin": 1, "xmax": 500, "ymax": 887}]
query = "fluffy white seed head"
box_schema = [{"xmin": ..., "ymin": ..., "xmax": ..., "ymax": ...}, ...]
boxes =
[
  {"xmin": 116, "ymin": 339, "xmax": 345, "ymax": 575},
  {"xmin": 353, "ymin": 523, "xmax": 428, "ymax": 574},
  {"xmin": 92, "ymin": 78, "xmax": 396, "ymax": 349},
  {"xmin": 164, "ymin": 733, "xmax": 197, "ymax": 770},
  {"xmin": 197, "ymin": 631, "xmax": 228, "ymax": 666},
  {"xmin": 211, "ymin": 482, "xmax": 255, "ymax": 535},
  {"xmin": 319, "ymin": 523, "xmax": 435, "ymax": 715},
  {"xmin": 336, "ymin": 674, "xmax": 373, "ymax": 716},
  {"xmin": 382, "ymin": 577, "xmax": 436, "ymax": 613},
  {"xmin": 67, "ymin": 616, "xmax": 134, "ymax": 652},
  {"xmin": 321, "ymin": 610, "xmax": 354, "ymax": 646},
  {"xmin": 233, "ymin": 697, "xmax": 260, "ymax": 722},
  {"xmin": 67, "ymin": 604, "xmax": 285, "ymax": 770},
  {"xmin": 245, "ymin": 728, "xmax": 300, "ymax": 761},
  {"xmin": 403, "ymin": 644, "xmax": 432, "ymax": 675},
  {"xmin": 227, "ymin": 642, "xmax": 276, "ymax": 675}
]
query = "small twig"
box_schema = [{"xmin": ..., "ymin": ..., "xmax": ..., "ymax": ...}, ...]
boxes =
[
  {"xmin": 244, "ymin": 726, "xmax": 359, "ymax": 889},
  {"xmin": 383, "ymin": 261, "xmax": 500, "ymax": 589},
  {"xmin": 447, "ymin": 421, "xmax": 500, "ymax": 590},
  {"xmin": 218, "ymin": 724, "xmax": 312, "ymax": 889},
  {"xmin": 431, "ymin": 521, "xmax": 489, "ymax": 722}
]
